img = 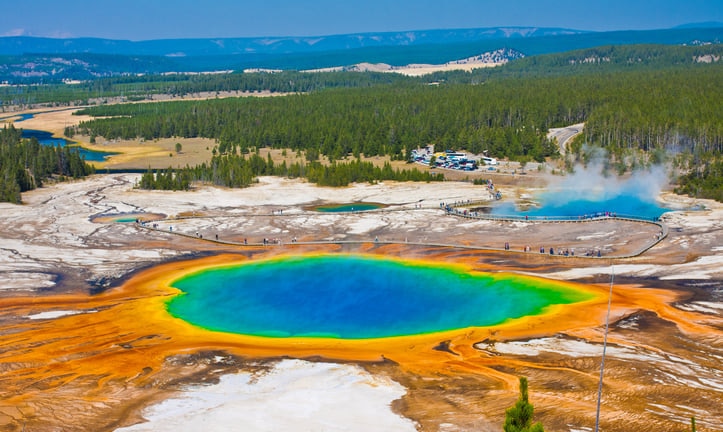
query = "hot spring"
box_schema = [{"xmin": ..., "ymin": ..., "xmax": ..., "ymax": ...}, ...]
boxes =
[
  {"xmin": 166, "ymin": 255, "xmax": 593, "ymax": 339},
  {"xmin": 491, "ymin": 167, "xmax": 671, "ymax": 220},
  {"xmin": 491, "ymin": 193, "xmax": 670, "ymax": 220},
  {"xmin": 91, "ymin": 212, "xmax": 165, "ymax": 223},
  {"xmin": 313, "ymin": 203, "xmax": 385, "ymax": 212}
]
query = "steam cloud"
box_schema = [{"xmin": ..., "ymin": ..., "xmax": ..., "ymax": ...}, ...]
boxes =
[{"xmin": 545, "ymin": 162, "xmax": 670, "ymax": 205}]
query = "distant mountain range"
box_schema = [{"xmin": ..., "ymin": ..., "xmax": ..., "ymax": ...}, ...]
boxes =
[
  {"xmin": 673, "ymin": 21, "xmax": 723, "ymax": 29},
  {"xmin": 0, "ymin": 24, "xmax": 720, "ymax": 83},
  {"xmin": 0, "ymin": 27, "xmax": 587, "ymax": 57}
]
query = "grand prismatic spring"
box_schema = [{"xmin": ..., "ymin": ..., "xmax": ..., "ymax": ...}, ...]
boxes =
[{"xmin": 166, "ymin": 255, "xmax": 594, "ymax": 339}]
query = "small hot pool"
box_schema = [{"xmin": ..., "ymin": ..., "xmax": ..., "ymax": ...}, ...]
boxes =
[
  {"xmin": 91, "ymin": 212, "xmax": 165, "ymax": 223},
  {"xmin": 166, "ymin": 255, "xmax": 593, "ymax": 339},
  {"xmin": 313, "ymin": 203, "xmax": 385, "ymax": 212},
  {"xmin": 115, "ymin": 217, "xmax": 142, "ymax": 223}
]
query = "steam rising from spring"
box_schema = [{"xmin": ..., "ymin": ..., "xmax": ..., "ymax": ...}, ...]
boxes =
[
  {"xmin": 545, "ymin": 162, "xmax": 670, "ymax": 205},
  {"xmin": 492, "ymin": 161, "xmax": 671, "ymax": 218}
]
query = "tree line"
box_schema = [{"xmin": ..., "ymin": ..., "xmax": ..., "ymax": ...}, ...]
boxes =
[
  {"xmin": 71, "ymin": 80, "xmax": 567, "ymax": 163},
  {"xmin": 674, "ymin": 157, "xmax": 723, "ymax": 202},
  {"xmin": 0, "ymin": 70, "xmax": 415, "ymax": 107},
  {"xmin": 137, "ymin": 152, "xmax": 443, "ymax": 191},
  {"xmin": 0, "ymin": 125, "xmax": 94, "ymax": 203}
]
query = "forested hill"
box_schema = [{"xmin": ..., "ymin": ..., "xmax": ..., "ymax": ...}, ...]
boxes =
[
  {"xmin": 435, "ymin": 43, "xmax": 723, "ymax": 81},
  {"xmin": 0, "ymin": 25, "xmax": 720, "ymax": 83}
]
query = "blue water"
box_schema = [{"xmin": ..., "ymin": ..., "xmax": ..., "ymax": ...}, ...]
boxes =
[
  {"xmin": 166, "ymin": 255, "xmax": 591, "ymax": 339},
  {"xmin": 315, "ymin": 203, "xmax": 384, "ymax": 212},
  {"xmin": 492, "ymin": 193, "xmax": 669, "ymax": 220},
  {"xmin": 114, "ymin": 217, "xmax": 141, "ymax": 223},
  {"xmin": 3, "ymin": 112, "xmax": 113, "ymax": 161},
  {"xmin": 21, "ymin": 129, "xmax": 114, "ymax": 162},
  {"xmin": 14, "ymin": 113, "xmax": 35, "ymax": 122},
  {"xmin": 489, "ymin": 168, "xmax": 673, "ymax": 222}
]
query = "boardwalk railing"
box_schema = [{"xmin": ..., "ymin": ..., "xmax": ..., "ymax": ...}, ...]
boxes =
[
  {"xmin": 442, "ymin": 201, "xmax": 668, "ymax": 258},
  {"xmin": 135, "ymin": 200, "xmax": 669, "ymax": 260},
  {"xmin": 443, "ymin": 200, "xmax": 662, "ymax": 223}
]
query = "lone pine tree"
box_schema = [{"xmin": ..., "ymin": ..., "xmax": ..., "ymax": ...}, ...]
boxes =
[{"xmin": 503, "ymin": 377, "xmax": 545, "ymax": 432}]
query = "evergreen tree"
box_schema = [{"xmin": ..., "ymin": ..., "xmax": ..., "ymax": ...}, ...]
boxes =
[
  {"xmin": 503, "ymin": 377, "xmax": 545, "ymax": 432},
  {"xmin": 0, "ymin": 125, "xmax": 93, "ymax": 203}
]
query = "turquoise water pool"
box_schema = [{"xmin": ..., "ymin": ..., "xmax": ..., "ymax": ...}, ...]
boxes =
[
  {"xmin": 166, "ymin": 255, "xmax": 592, "ymax": 339},
  {"xmin": 490, "ymin": 169, "xmax": 671, "ymax": 220},
  {"xmin": 315, "ymin": 203, "xmax": 384, "ymax": 212},
  {"xmin": 114, "ymin": 217, "xmax": 140, "ymax": 223},
  {"xmin": 491, "ymin": 193, "xmax": 669, "ymax": 220}
]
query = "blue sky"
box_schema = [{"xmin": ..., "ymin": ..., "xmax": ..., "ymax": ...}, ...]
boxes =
[{"xmin": 1, "ymin": 0, "xmax": 721, "ymax": 40}]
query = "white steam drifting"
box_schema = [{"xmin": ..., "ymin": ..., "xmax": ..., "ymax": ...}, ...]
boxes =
[{"xmin": 544, "ymin": 162, "xmax": 670, "ymax": 205}]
